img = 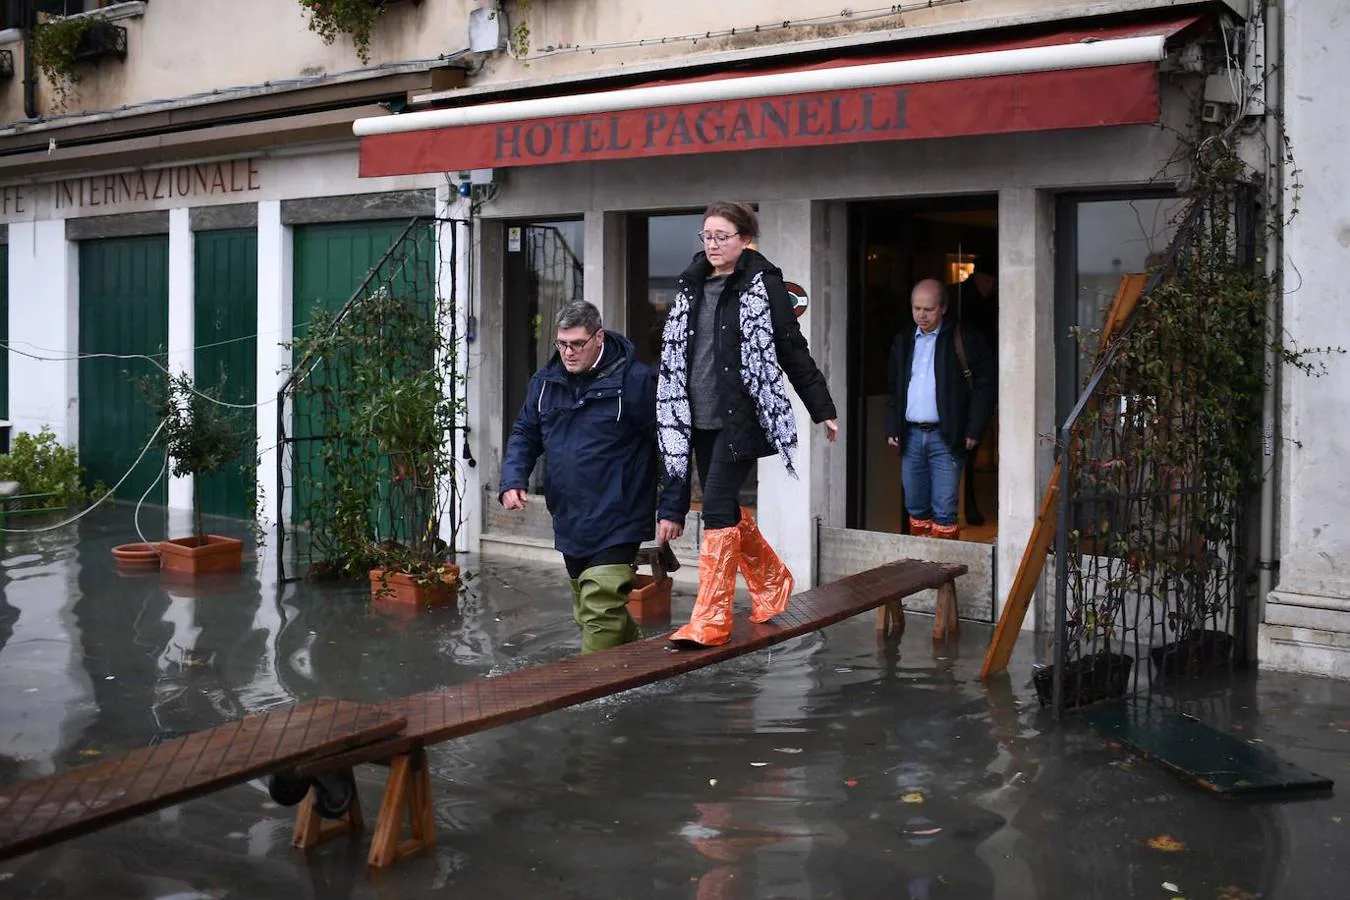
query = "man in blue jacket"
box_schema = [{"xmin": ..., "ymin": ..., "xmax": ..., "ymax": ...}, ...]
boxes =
[{"xmin": 499, "ymin": 300, "xmax": 676, "ymax": 653}]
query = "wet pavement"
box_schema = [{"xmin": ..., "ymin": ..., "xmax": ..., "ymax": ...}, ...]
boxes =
[{"xmin": 1, "ymin": 507, "xmax": 1348, "ymax": 899}]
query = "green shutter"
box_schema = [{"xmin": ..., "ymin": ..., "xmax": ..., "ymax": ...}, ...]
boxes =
[
  {"xmin": 78, "ymin": 236, "xmax": 170, "ymax": 503},
  {"xmin": 194, "ymin": 229, "xmax": 258, "ymax": 519}
]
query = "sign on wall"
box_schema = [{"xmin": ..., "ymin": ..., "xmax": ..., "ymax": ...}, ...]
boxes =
[{"xmin": 0, "ymin": 158, "xmax": 263, "ymax": 223}]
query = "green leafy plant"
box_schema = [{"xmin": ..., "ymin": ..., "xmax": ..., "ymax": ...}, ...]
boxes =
[
  {"xmin": 287, "ymin": 241, "xmax": 468, "ymax": 589},
  {"xmin": 0, "ymin": 427, "xmax": 91, "ymax": 509},
  {"xmin": 298, "ymin": 0, "xmax": 397, "ymax": 64},
  {"xmin": 28, "ymin": 14, "xmax": 91, "ymax": 109},
  {"xmin": 141, "ymin": 371, "xmax": 251, "ymax": 544},
  {"xmin": 510, "ymin": 0, "xmax": 532, "ymax": 59}
]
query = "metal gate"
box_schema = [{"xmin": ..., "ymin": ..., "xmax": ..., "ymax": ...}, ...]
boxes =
[
  {"xmin": 78, "ymin": 236, "xmax": 170, "ymax": 503},
  {"xmin": 277, "ymin": 218, "xmax": 456, "ymax": 582},
  {"xmin": 1049, "ymin": 191, "xmax": 1261, "ymax": 714}
]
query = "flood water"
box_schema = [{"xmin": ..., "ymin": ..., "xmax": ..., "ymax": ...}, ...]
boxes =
[{"xmin": 1, "ymin": 508, "xmax": 1347, "ymax": 899}]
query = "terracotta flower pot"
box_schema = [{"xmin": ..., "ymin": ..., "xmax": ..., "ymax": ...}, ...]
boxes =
[
  {"xmin": 158, "ymin": 535, "xmax": 243, "ymax": 576},
  {"xmin": 627, "ymin": 573, "xmax": 672, "ymax": 625},
  {"xmin": 112, "ymin": 542, "xmax": 161, "ymax": 571},
  {"xmin": 369, "ymin": 566, "xmax": 460, "ymax": 609}
]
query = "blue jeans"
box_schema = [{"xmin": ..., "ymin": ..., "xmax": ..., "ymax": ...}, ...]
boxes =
[{"xmin": 902, "ymin": 428, "xmax": 963, "ymax": 526}]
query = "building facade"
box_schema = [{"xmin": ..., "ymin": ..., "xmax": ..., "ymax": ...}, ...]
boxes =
[{"xmin": 2, "ymin": 0, "xmax": 1344, "ymax": 674}]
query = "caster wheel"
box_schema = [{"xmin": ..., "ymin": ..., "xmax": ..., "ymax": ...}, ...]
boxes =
[
  {"xmin": 268, "ymin": 770, "xmax": 312, "ymax": 807},
  {"xmin": 313, "ymin": 770, "xmax": 356, "ymax": 820}
]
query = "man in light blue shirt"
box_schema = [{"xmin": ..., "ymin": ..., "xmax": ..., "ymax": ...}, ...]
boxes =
[{"xmin": 886, "ymin": 279, "xmax": 995, "ymax": 539}]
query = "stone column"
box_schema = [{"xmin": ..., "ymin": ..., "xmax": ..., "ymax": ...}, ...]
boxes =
[
  {"xmin": 995, "ymin": 188, "xmax": 1056, "ymax": 629},
  {"xmin": 583, "ymin": 210, "xmax": 627, "ymax": 332},
  {"xmin": 255, "ymin": 200, "xmax": 292, "ymax": 534},
  {"xmin": 437, "ymin": 186, "xmax": 481, "ymax": 553},
  {"xmin": 166, "ymin": 207, "xmax": 194, "ymax": 516},
  {"xmin": 755, "ymin": 200, "xmax": 849, "ymax": 587},
  {"xmin": 1260, "ymin": 0, "xmax": 1350, "ymax": 676}
]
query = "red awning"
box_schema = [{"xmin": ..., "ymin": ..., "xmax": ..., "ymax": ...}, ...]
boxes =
[{"xmin": 358, "ymin": 15, "xmax": 1204, "ymax": 177}]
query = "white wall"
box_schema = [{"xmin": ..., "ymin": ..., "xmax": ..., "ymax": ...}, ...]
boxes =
[
  {"xmin": 6, "ymin": 220, "xmax": 78, "ymax": 446},
  {"xmin": 0, "ymin": 0, "xmax": 1225, "ymax": 125},
  {"xmin": 1260, "ymin": 0, "xmax": 1350, "ymax": 675}
]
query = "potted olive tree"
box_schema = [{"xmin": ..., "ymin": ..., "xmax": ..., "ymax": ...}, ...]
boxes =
[
  {"xmin": 358, "ymin": 361, "xmax": 461, "ymax": 608},
  {"xmin": 144, "ymin": 370, "xmax": 251, "ymax": 576}
]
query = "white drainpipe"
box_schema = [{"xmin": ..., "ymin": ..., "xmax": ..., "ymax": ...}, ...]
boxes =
[{"xmin": 354, "ymin": 34, "xmax": 1168, "ymax": 136}]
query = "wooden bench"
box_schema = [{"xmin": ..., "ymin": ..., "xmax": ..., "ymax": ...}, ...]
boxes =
[{"xmin": 0, "ymin": 559, "xmax": 964, "ymax": 871}]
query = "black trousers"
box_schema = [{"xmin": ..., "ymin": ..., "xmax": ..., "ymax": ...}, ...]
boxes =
[
  {"xmin": 692, "ymin": 428, "xmax": 756, "ymax": 530},
  {"xmin": 563, "ymin": 542, "xmax": 640, "ymax": 580}
]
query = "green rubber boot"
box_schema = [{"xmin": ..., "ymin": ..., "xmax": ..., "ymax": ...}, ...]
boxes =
[{"xmin": 575, "ymin": 564, "xmax": 642, "ymax": 653}]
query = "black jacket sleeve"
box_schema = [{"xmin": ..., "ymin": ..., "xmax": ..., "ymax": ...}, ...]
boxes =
[
  {"xmin": 961, "ymin": 325, "xmax": 997, "ymax": 443},
  {"xmin": 762, "ymin": 270, "xmax": 837, "ymax": 423}
]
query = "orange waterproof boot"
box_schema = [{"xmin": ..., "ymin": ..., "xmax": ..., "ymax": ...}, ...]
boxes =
[
  {"xmin": 909, "ymin": 517, "xmax": 934, "ymax": 537},
  {"xmin": 670, "ymin": 525, "xmax": 742, "ymax": 648},
  {"xmin": 737, "ymin": 507, "xmax": 794, "ymax": 623},
  {"xmin": 931, "ymin": 522, "xmax": 961, "ymax": 540}
]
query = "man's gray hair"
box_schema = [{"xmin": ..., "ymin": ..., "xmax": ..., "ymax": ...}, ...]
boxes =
[{"xmin": 556, "ymin": 300, "xmax": 603, "ymax": 333}]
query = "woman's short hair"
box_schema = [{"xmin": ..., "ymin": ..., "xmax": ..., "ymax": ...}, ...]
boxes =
[{"xmin": 702, "ymin": 201, "xmax": 760, "ymax": 240}]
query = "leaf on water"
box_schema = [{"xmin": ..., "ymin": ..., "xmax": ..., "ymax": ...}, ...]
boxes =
[
  {"xmin": 844, "ymin": 778, "xmax": 859, "ymax": 788},
  {"xmin": 901, "ymin": 791, "xmax": 925, "ymax": 804},
  {"xmin": 78, "ymin": 749, "xmax": 101, "ymax": 758},
  {"xmin": 1147, "ymin": 834, "xmax": 1185, "ymax": 852},
  {"xmin": 1162, "ymin": 883, "xmax": 1179, "ymax": 893}
]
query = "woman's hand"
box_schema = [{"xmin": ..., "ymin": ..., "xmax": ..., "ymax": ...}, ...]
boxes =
[
  {"xmin": 823, "ymin": 419, "xmax": 839, "ymax": 443},
  {"xmin": 658, "ymin": 520, "xmax": 684, "ymax": 544}
]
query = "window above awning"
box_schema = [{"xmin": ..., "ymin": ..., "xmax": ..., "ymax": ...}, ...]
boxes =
[{"xmin": 355, "ymin": 15, "xmax": 1205, "ymax": 178}]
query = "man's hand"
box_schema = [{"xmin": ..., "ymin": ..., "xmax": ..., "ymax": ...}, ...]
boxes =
[
  {"xmin": 886, "ymin": 436, "xmax": 899, "ymax": 448},
  {"xmin": 965, "ymin": 437, "xmax": 979, "ymax": 451},
  {"xmin": 824, "ymin": 419, "xmax": 839, "ymax": 443},
  {"xmin": 501, "ymin": 489, "xmax": 528, "ymax": 510},
  {"xmin": 657, "ymin": 519, "xmax": 684, "ymax": 544}
]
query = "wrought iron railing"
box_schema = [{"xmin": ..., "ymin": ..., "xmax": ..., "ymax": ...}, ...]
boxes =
[
  {"xmin": 275, "ymin": 218, "xmax": 466, "ymax": 583},
  {"xmin": 1048, "ymin": 189, "xmax": 1262, "ymax": 715}
]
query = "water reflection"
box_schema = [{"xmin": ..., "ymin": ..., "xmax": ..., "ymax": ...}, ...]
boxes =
[{"xmin": 0, "ymin": 508, "xmax": 1338, "ymax": 899}]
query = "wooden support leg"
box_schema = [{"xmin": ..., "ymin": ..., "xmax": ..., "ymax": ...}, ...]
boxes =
[
  {"xmin": 292, "ymin": 775, "xmax": 364, "ymax": 850},
  {"xmin": 876, "ymin": 601, "xmax": 906, "ymax": 640},
  {"xmin": 933, "ymin": 581, "xmax": 960, "ymax": 643},
  {"xmin": 368, "ymin": 746, "xmax": 435, "ymax": 870}
]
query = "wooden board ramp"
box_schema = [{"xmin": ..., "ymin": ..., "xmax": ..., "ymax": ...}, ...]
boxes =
[
  {"xmin": 0, "ymin": 699, "xmax": 404, "ymax": 863},
  {"xmin": 980, "ymin": 273, "xmax": 1148, "ymax": 680},
  {"xmin": 0, "ymin": 558, "xmax": 963, "ymax": 870}
]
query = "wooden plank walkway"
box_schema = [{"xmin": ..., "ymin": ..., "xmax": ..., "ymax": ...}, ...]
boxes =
[
  {"xmin": 379, "ymin": 559, "xmax": 966, "ymax": 747},
  {"xmin": 0, "ymin": 699, "xmax": 404, "ymax": 862},
  {"xmin": 0, "ymin": 558, "xmax": 964, "ymax": 869}
]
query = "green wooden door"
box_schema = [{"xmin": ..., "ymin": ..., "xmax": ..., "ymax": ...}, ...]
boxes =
[
  {"xmin": 78, "ymin": 236, "xmax": 170, "ymax": 503},
  {"xmin": 291, "ymin": 221, "xmax": 424, "ymax": 529},
  {"xmin": 1, "ymin": 243, "xmax": 8, "ymax": 422},
  {"xmin": 195, "ymin": 229, "xmax": 258, "ymax": 519}
]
